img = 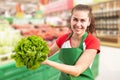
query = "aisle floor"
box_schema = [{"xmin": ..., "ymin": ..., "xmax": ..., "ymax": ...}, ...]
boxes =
[{"xmin": 95, "ymin": 46, "xmax": 120, "ymax": 80}]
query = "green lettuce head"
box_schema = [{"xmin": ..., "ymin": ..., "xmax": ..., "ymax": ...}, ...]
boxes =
[{"xmin": 11, "ymin": 35, "xmax": 49, "ymax": 70}]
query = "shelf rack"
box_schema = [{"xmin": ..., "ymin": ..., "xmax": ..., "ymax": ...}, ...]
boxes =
[{"xmin": 91, "ymin": 0, "xmax": 120, "ymax": 47}]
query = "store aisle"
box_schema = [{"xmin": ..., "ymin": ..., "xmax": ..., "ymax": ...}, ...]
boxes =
[{"xmin": 96, "ymin": 46, "xmax": 120, "ymax": 80}]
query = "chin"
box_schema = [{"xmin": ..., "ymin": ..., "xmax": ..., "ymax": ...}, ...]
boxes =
[{"xmin": 75, "ymin": 32, "xmax": 82, "ymax": 35}]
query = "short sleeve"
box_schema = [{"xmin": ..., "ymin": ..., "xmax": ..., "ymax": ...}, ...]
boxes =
[
  {"xmin": 85, "ymin": 33, "xmax": 100, "ymax": 53},
  {"xmin": 56, "ymin": 33, "xmax": 70, "ymax": 48}
]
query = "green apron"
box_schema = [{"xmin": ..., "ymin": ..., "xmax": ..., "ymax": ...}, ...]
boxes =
[{"xmin": 58, "ymin": 32, "xmax": 94, "ymax": 80}]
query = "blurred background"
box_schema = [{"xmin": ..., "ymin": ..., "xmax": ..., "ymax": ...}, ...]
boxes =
[{"xmin": 0, "ymin": 0, "xmax": 120, "ymax": 80}]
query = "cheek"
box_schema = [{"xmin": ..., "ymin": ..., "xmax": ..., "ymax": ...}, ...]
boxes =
[
  {"xmin": 70, "ymin": 21, "xmax": 75, "ymax": 28},
  {"xmin": 83, "ymin": 21, "xmax": 90, "ymax": 27},
  {"xmin": 70, "ymin": 19, "xmax": 74, "ymax": 25}
]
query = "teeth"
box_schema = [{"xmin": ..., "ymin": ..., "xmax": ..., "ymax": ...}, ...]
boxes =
[
  {"xmin": 75, "ymin": 27, "xmax": 79, "ymax": 29},
  {"xmin": 74, "ymin": 26, "xmax": 79, "ymax": 28}
]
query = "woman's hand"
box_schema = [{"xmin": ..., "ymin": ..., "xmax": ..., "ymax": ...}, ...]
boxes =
[{"xmin": 42, "ymin": 58, "xmax": 48, "ymax": 64}]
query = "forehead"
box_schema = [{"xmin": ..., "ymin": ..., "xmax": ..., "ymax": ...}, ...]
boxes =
[{"xmin": 72, "ymin": 10, "xmax": 89, "ymax": 19}]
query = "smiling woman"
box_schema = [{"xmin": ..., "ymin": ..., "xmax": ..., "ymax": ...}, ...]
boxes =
[{"xmin": 42, "ymin": 4, "xmax": 100, "ymax": 80}]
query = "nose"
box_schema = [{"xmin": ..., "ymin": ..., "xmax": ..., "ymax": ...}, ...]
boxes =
[{"xmin": 76, "ymin": 21, "xmax": 81, "ymax": 27}]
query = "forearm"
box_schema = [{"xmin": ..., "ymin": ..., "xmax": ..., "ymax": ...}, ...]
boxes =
[
  {"xmin": 48, "ymin": 43, "xmax": 59, "ymax": 57},
  {"xmin": 43, "ymin": 49, "xmax": 97, "ymax": 77},
  {"xmin": 44, "ymin": 59, "xmax": 81, "ymax": 76}
]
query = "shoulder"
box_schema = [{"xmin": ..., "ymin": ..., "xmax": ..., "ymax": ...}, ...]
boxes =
[
  {"xmin": 56, "ymin": 32, "xmax": 71, "ymax": 48},
  {"xmin": 85, "ymin": 33, "xmax": 99, "ymax": 42},
  {"xmin": 85, "ymin": 33, "xmax": 100, "ymax": 53}
]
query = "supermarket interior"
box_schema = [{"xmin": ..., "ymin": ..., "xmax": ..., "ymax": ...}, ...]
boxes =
[{"xmin": 0, "ymin": 0, "xmax": 120, "ymax": 80}]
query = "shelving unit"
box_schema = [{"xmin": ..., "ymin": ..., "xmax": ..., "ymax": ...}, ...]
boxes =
[{"xmin": 91, "ymin": 0, "xmax": 120, "ymax": 47}]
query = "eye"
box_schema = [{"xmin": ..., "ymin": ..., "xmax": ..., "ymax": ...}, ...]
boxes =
[
  {"xmin": 73, "ymin": 18, "xmax": 78, "ymax": 22},
  {"xmin": 81, "ymin": 19, "xmax": 85, "ymax": 22}
]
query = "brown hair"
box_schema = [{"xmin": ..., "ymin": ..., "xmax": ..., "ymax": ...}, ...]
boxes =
[{"xmin": 71, "ymin": 4, "xmax": 96, "ymax": 33}]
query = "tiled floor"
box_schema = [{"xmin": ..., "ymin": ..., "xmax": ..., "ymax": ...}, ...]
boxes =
[{"xmin": 95, "ymin": 46, "xmax": 120, "ymax": 80}]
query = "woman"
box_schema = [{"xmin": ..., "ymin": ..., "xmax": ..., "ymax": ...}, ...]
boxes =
[{"xmin": 42, "ymin": 4, "xmax": 100, "ymax": 80}]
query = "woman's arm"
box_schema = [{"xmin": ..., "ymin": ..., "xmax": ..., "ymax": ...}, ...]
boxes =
[
  {"xmin": 43, "ymin": 49, "xmax": 97, "ymax": 77},
  {"xmin": 73, "ymin": 49, "xmax": 97, "ymax": 76},
  {"xmin": 48, "ymin": 42, "xmax": 60, "ymax": 56}
]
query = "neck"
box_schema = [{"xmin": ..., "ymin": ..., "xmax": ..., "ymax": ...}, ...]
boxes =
[{"xmin": 72, "ymin": 33, "xmax": 84, "ymax": 40}]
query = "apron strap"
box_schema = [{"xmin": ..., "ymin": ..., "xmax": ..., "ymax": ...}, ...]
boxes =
[
  {"xmin": 66, "ymin": 32, "xmax": 88, "ymax": 50},
  {"xmin": 79, "ymin": 32, "xmax": 88, "ymax": 50},
  {"xmin": 66, "ymin": 32, "xmax": 73, "ymax": 41}
]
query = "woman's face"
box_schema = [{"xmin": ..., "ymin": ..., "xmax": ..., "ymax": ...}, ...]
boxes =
[{"xmin": 70, "ymin": 10, "xmax": 90, "ymax": 35}]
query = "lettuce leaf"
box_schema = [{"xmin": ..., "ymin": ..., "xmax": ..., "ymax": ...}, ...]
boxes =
[{"xmin": 11, "ymin": 35, "xmax": 49, "ymax": 70}]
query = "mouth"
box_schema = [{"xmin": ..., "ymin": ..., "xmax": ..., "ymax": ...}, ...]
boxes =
[
  {"xmin": 73, "ymin": 25, "xmax": 83, "ymax": 30},
  {"xmin": 72, "ymin": 25, "xmax": 85, "ymax": 34}
]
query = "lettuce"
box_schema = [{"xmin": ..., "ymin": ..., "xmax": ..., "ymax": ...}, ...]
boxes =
[{"xmin": 11, "ymin": 35, "xmax": 49, "ymax": 70}]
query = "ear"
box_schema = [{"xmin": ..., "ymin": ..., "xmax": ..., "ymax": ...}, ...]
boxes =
[{"xmin": 88, "ymin": 19, "xmax": 91, "ymax": 26}]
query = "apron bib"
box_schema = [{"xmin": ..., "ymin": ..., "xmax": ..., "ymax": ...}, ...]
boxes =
[{"xmin": 58, "ymin": 32, "xmax": 94, "ymax": 80}]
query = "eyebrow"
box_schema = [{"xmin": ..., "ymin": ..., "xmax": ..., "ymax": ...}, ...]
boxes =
[{"xmin": 73, "ymin": 17, "xmax": 86, "ymax": 20}]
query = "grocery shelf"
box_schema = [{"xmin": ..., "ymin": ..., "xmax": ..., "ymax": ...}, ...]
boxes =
[
  {"xmin": 0, "ymin": 53, "xmax": 60, "ymax": 80},
  {"xmin": 92, "ymin": 0, "xmax": 120, "ymax": 47}
]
